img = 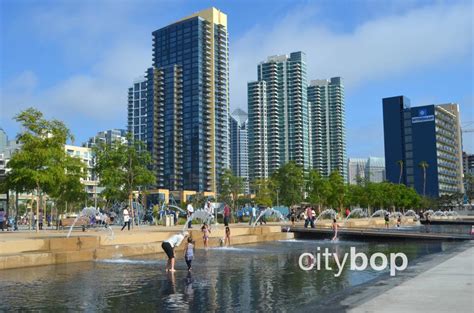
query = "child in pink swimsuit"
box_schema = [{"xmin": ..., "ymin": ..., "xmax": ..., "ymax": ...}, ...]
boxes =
[{"xmin": 201, "ymin": 223, "xmax": 210, "ymax": 248}]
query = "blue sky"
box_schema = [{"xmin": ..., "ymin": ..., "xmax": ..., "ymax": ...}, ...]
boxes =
[{"xmin": 1, "ymin": 0, "xmax": 473, "ymax": 157}]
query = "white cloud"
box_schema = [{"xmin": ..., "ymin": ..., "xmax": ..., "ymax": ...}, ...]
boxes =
[
  {"xmin": 1, "ymin": 1, "xmax": 471, "ymax": 152},
  {"xmin": 230, "ymin": 2, "xmax": 473, "ymax": 110},
  {"xmin": 1, "ymin": 2, "xmax": 153, "ymax": 141}
]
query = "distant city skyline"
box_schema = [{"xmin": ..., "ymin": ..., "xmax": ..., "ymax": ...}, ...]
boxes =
[{"xmin": 1, "ymin": 0, "xmax": 472, "ymax": 158}]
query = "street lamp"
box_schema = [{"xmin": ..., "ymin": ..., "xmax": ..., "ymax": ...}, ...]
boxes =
[{"xmin": 276, "ymin": 188, "xmax": 280, "ymax": 208}]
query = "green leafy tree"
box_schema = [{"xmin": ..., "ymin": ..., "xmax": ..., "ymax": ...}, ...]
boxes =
[
  {"xmin": 5, "ymin": 108, "xmax": 78, "ymax": 232},
  {"xmin": 327, "ymin": 171, "xmax": 345, "ymax": 214},
  {"xmin": 49, "ymin": 155, "xmax": 87, "ymax": 216},
  {"xmin": 252, "ymin": 178, "xmax": 273, "ymax": 207},
  {"xmin": 190, "ymin": 192, "xmax": 207, "ymax": 210},
  {"xmin": 218, "ymin": 169, "xmax": 244, "ymax": 222},
  {"xmin": 271, "ymin": 161, "xmax": 304, "ymax": 207},
  {"xmin": 93, "ymin": 137, "xmax": 155, "ymax": 227},
  {"xmin": 462, "ymin": 173, "xmax": 474, "ymax": 205},
  {"xmin": 307, "ymin": 169, "xmax": 330, "ymax": 212}
]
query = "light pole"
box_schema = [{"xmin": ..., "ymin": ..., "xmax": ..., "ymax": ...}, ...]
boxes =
[
  {"xmin": 94, "ymin": 184, "xmax": 98, "ymax": 209},
  {"xmin": 276, "ymin": 188, "xmax": 280, "ymax": 208},
  {"xmin": 214, "ymin": 193, "xmax": 218, "ymax": 226}
]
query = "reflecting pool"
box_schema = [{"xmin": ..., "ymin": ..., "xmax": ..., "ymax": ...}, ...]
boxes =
[{"xmin": 0, "ymin": 239, "xmax": 460, "ymax": 312}]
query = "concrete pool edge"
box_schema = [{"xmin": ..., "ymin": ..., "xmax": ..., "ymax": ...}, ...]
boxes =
[{"xmin": 0, "ymin": 226, "xmax": 294, "ymax": 270}]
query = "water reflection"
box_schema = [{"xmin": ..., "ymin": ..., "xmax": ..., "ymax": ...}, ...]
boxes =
[{"xmin": 0, "ymin": 240, "xmax": 459, "ymax": 311}]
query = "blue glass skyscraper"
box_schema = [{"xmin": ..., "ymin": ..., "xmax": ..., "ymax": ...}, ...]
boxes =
[
  {"xmin": 128, "ymin": 8, "xmax": 229, "ymax": 193},
  {"xmin": 383, "ymin": 96, "xmax": 464, "ymax": 197}
]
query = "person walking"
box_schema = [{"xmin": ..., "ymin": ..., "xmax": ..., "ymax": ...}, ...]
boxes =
[
  {"xmin": 38, "ymin": 210, "xmax": 43, "ymax": 230},
  {"xmin": 290, "ymin": 208, "xmax": 296, "ymax": 227},
  {"xmin": 186, "ymin": 203, "xmax": 194, "ymax": 229},
  {"xmin": 258, "ymin": 207, "xmax": 267, "ymax": 225},
  {"xmin": 304, "ymin": 206, "xmax": 315, "ymax": 228},
  {"xmin": 204, "ymin": 201, "xmax": 213, "ymax": 215},
  {"xmin": 161, "ymin": 231, "xmax": 188, "ymax": 272},
  {"xmin": 223, "ymin": 204, "xmax": 231, "ymax": 226},
  {"xmin": 249, "ymin": 205, "xmax": 257, "ymax": 225},
  {"xmin": 0, "ymin": 208, "xmax": 5, "ymax": 232},
  {"xmin": 121, "ymin": 207, "xmax": 131, "ymax": 231}
]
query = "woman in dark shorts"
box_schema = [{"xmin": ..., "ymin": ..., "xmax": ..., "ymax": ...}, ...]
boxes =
[
  {"xmin": 162, "ymin": 231, "xmax": 188, "ymax": 272},
  {"xmin": 290, "ymin": 208, "xmax": 296, "ymax": 226}
]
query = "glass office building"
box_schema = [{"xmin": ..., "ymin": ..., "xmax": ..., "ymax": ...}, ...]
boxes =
[
  {"xmin": 308, "ymin": 77, "xmax": 347, "ymax": 179},
  {"xmin": 127, "ymin": 77, "xmax": 148, "ymax": 144},
  {"xmin": 248, "ymin": 52, "xmax": 310, "ymax": 179},
  {"xmin": 347, "ymin": 157, "xmax": 385, "ymax": 185},
  {"xmin": 83, "ymin": 129, "xmax": 128, "ymax": 148},
  {"xmin": 247, "ymin": 81, "xmax": 268, "ymax": 180},
  {"xmin": 383, "ymin": 96, "xmax": 463, "ymax": 197},
  {"xmin": 128, "ymin": 8, "xmax": 229, "ymax": 193},
  {"xmin": 230, "ymin": 109, "xmax": 249, "ymax": 193}
]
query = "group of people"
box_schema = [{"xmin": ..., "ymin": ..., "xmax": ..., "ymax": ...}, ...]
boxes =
[
  {"xmin": 0, "ymin": 208, "xmax": 32, "ymax": 231},
  {"xmin": 161, "ymin": 223, "xmax": 232, "ymax": 272},
  {"xmin": 0, "ymin": 208, "xmax": 6, "ymax": 231},
  {"xmin": 383, "ymin": 212, "xmax": 403, "ymax": 229},
  {"xmin": 291, "ymin": 206, "xmax": 340, "ymax": 240},
  {"xmin": 158, "ymin": 200, "xmax": 236, "ymax": 272}
]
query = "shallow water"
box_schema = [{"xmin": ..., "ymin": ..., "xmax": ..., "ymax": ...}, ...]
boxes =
[{"xmin": 0, "ymin": 239, "xmax": 459, "ymax": 312}]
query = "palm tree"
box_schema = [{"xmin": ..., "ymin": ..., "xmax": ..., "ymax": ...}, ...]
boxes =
[
  {"xmin": 397, "ymin": 160, "xmax": 404, "ymax": 184},
  {"xmin": 419, "ymin": 161, "xmax": 429, "ymax": 196}
]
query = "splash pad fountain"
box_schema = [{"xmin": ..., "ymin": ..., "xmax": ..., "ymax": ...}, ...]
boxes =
[
  {"xmin": 182, "ymin": 210, "xmax": 214, "ymax": 232},
  {"xmin": 314, "ymin": 209, "xmax": 337, "ymax": 223},
  {"xmin": 343, "ymin": 208, "xmax": 367, "ymax": 226},
  {"xmin": 66, "ymin": 207, "xmax": 115, "ymax": 241},
  {"xmin": 252, "ymin": 208, "xmax": 286, "ymax": 227},
  {"xmin": 369, "ymin": 209, "xmax": 389, "ymax": 219},
  {"xmin": 404, "ymin": 209, "xmax": 420, "ymax": 220}
]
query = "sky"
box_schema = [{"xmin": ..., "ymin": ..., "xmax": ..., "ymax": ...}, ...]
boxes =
[{"xmin": 0, "ymin": 0, "xmax": 473, "ymax": 157}]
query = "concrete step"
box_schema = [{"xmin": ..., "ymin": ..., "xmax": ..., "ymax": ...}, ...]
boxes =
[{"xmin": 0, "ymin": 252, "xmax": 53, "ymax": 270}]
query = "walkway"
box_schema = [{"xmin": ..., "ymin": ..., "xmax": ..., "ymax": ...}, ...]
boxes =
[{"xmin": 349, "ymin": 246, "xmax": 474, "ymax": 313}]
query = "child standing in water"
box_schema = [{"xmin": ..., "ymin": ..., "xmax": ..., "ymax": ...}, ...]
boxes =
[
  {"xmin": 201, "ymin": 223, "xmax": 211, "ymax": 248},
  {"xmin": 331, "ymin": 218, "xmax": 338, "ymax": 241},
  {"xmin": 384, "ymin": 213, "xmax": 390, "ymax": 229},
  {"xmin": 224, "ymin": 226, "xmax": 231, "ymax": 246},
  {"xmin": 183, "ymin": 237, "xmax": 194, "ymax": 271}
]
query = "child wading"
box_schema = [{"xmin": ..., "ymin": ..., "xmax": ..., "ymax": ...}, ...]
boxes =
[
  {"xmin": 184, "ymin": 237, "xmax": 194, "ymax": 271},
  {"xmin": 201, "ymin": 223, "xmax": 211, "ymax": 248},
  {"xmin": 224, "ymin": 226, "xmax": 231, "ymax": 246},
  {"xmin": 331, "ymin": 218, "xmax": 338, "ymax": 241}
]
